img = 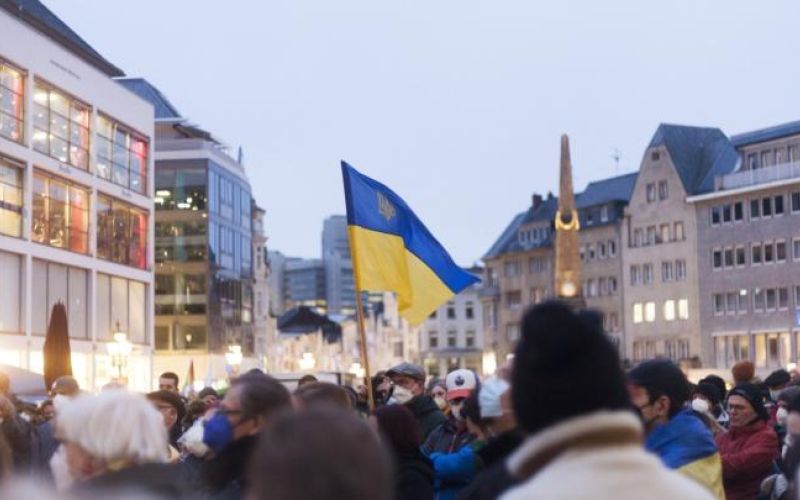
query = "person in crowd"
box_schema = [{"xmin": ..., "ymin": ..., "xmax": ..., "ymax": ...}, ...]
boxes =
[
  {"xmin": 40, "ymin": 400, "xmax": 56, "ymax": 422},
  {"xmin": 732, "ymin": 361, "xmax": 756, "ymax": 385},
  {"xmin": 55, "ymin": 389, "xmax": 188, "ymax": 498},
  {"xmin": 715, "ymin": 382, "xmax": 779, "ymax": 500},
  {"xmin": 248, "ymin": 407, "xmax": 391, "ymax": 500},
  {"xmin": 182, "ymin": 399, "xmax": 210, "ymax": 433},
  {"xmin": 387, "ymin": 363, "xmax": 446, "ymax": 440},
  {"xmin": 773, "ymin": 387, "xmax": 800, "ymax": 447},
  {"xmin": 293, "ymin": 382, "xmax": 351, "ymax": 411},
  {"xmin": 201, "ymin": 372, "xmax": 291, "ymax": 499},
  {"xmin": 146, "ymin": 390, "xmax": 183, "ymax": 459},
  {"xmin": 627, "ymin": 359, "xmax": 725, "ymax": 499},
  {"xmin": 765, "ymin": 369, "xmax": 792, "ymax": 424},
  {"xmin": 158, "ymin": 372, "xmax": 181, "ymax": 393},
  {"xmin": 38, "ymin": 376, "xmax": 83, "ymax": 473},
  {"xmin": 373, "ymin": 371, "xmax": 393, "ymax": 406},
  {"xmin": 502, "ymin": 301, "xmax": 714, "ymax": 500},
  {"xmin": 198, "ymin": 387, "xmax": 220, "ymax": 409},
  {"xmin": 422, "ymin": 369, "xmax": 480, "ymax": 499},
  {"xmin": 457, "ymin": 377, "xmax": 524, "ymax": 500},
  {"xmin": 429, "ymin": 380, "xmax": 450, "ymax": 416},
  {"xmin": 372, "ymin": 404, "xmax": 435, "ymax": 500},
  {"xmin": 760, "ymin": 392, "xmax": 800, "ymax": 499},
  {"xmin": 0, "ymin": 372, "xmax": 34, "ymax": 473},
  {"xmin": 698, "ymin": 375, "xmax": 730, "ymax": 429},
  {"xmin": 296, "ymin": 374, "xmax": 318, "ymax": 388},
  {"xmin": 690, "ymin": 381, "xmax": 726, "ymax": 435}
]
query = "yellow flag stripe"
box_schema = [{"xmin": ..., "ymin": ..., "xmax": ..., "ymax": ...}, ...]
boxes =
[{"xmin": 677, "ymin": 452, "xmax": 726, "ymax": 500}]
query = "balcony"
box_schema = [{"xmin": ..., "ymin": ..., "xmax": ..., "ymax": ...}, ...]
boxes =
[
  {"xmin": 478, "ymin": 285, "xmax": 500, "ymax": 298},
  {"xmin": 716, "ymin": 161, "xmax": 800, "ymax": 191}
]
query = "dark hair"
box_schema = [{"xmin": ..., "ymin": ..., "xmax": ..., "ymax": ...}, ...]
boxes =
[
  {"xmin": 159, "ymin": 372, "xmax": 180, "ymax": 386},
  {"xmin": 297, "ymin": 375, "xmax": 318, "ymax": 387},
  {"xmin": 250, "ymin": 408, "xmax": 391, "ymax": 500},
  {"xmin": 628, "ymin": 359, "xmax": 691, "ymax": 418},
  {"xmin": 373, "ymin": 404, "xmax": 421, "ymax": 454},
  {"xmin": 231, "ymin": 372, "xmax": 291, "ymax": 421},
  {"xmin": 699, "ymin": 375, "xmax": 727, "ymax": 402},
  {"xmin": 198, "ymin": 387, "xmax": 219, "ymax": 399},
  {"xmin": 461, "ymin": 391, "xmax": 483, "ymax": 426},
  {"xmin": 512, "ymin": 302, "xmax": 631, "ymax": 435},
  {"xmin": 294, "ymin": 382, "xmax": 351, "ymax": 410}
]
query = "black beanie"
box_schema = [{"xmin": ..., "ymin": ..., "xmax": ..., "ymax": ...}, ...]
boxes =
[
  {"xmin": 699, "ymin": 375, "xmax": 727, "ymax": 402},
  {"xmin": 694, "ymin": 382, "xmax": 722, "ymax": 407},
  {"xmin": 628, "ymin": 359, "xmax": 691, "ymax": 415},
  {"xmin": 764, "ymin": 369, "xmax": 791, "ymax": 389},
  {"xmin": 729, "ymin": 382, "xmax": 768, "ymax": 421},
  {"xmin": 511, "ymin": 301, "xmax": 630, "ymax": 435}
]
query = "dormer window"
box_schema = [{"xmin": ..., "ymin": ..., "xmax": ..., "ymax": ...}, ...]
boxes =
[{"xmin": 651, "ymin": 151, "xmax": 660, "ymax": 162}]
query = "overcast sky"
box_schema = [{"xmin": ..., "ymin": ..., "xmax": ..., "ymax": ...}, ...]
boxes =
[{"xmin": 49, "ymin": 0, "xmax": 800, "ymax": 265}]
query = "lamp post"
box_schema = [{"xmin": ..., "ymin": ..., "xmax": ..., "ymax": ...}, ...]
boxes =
[
  {"xmin": 298, "ymin": 352, "xmax": 316, "ymax": 372},
  {"xmin": 107, "ymin": 321, "xmax": 132, "ymax": 384},
  {"xmin": 225, "ymin": 344, "xmax": 243, "ymax": 377}
]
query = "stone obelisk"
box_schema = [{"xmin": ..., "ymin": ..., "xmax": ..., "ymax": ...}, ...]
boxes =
[{"xmin": 554, "ymin": 134, "xmax": 584, "ymax": 307}]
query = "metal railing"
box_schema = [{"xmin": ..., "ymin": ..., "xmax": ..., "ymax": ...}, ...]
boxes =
[{"xmin": 717, "ymin": 161, "xmax": 800, "ymax": 190}]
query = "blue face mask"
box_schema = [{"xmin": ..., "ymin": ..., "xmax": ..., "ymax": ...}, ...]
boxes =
[{"xmin": 203, "ymin": 411, "xmax": 234, "ymax": 454}]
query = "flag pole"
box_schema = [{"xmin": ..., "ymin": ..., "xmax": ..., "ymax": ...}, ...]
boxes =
[{"xmin": 347, "ymin": 229, "xmax": 376, "ymax": 412}]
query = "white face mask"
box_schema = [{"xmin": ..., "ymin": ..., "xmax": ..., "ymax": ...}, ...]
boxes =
[
  {"xmin": 451, "ymin": 402, "xmax": 464, "ymax": 421},
  {"xmin": 776, "ymin": 407, "xmax": 789, "ymax": 426},
  {"xmin": 433, "ymin": 396, "xmax": 447, "ymax": 411},
  {"xmin": 691, "ymin": 398, "xmax": 710, "ymax": 414},
  {"xmin": 391, "ymin": 385, "xmax": 414, "ymax": 405}
]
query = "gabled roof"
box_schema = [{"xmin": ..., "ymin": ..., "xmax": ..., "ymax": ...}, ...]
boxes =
[
  {"xmin": 0, "ymin": 0, "xmax": 123, "ymax": 77},
  {"xmin": 730, "ymin": 120, "xmax": 800, "ymax": 148},
  {"xmin": 521, "ymin": 194, "xmax": 558, "ymax": 224},
  {"xmin": 648, "ymin": 124, "xmax": 738, "ymax": 195},
  {"xmin": 576, "ymin": 172, "xmax": 637, "ymax": 208},
  {"xmin": 483, "ymin": 211, "xmax": 526, "ymax": 259},
  {"xmin": 115, "ymin": 78, "xmax": 182, "ymax": 119}
]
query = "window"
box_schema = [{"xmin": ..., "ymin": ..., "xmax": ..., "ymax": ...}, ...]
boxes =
[
  {"xmin": 766, "ymin": 288, "xmax": 777, "ymax": 311},
  {"xmin": 754, "ymin": 289, "xmax": 765, "ymax": 312},
  {"xmin": 465, "ymin": 330, "xmax": 476, "ymax": 348},
  {"xmin": 793, "ymin": 238, "xmax": 800, "ymax": 261},
  {"xmin": 587, "ymin": 244, "xmax": 595, "ymax": 260},
  {"xmin": 736, "ymin": 246, "xmax": 746, "ymax": 267},
  {"xmin": 529, "ymin": 257, "xmax": 547, "ymax": 273},
  {"xmin": 712, "ymin": 249, "xmax": 722, "ymax": 269},
  {"xmin": 504, "ymin": 260, "xmax": 520, "ymax": 277},
  {"xmin": 608, "ymin": 277, "xmax": 618, "ymax": 294},
  {"xmin": 31, "ymin": 171, "xmax": 89, "ymax": 253},
  {"xmin": 32, "ymin": 81, "xmax": 90, "ymax": 170},
  {"xmin": 722, "ymin": 205, "xmax": 732, "ymax": 223},
  {"xmin": 447, "ymin": 330, "xmax": 457, "ymax": 348},
  {"xmin": 660, "ymin": 224, "xmax": 670, "ymax": 243},
  {"xmin": 643, "ymin": 264, "xmax": 653, "ymax": 284},
  {"xmin": 465, "ymin": 302, "xmax": 474, "ymax": 320},
  {"xmin": 662, "ymin": 261, "xmax": 674, "ymax": 281},
  {"xmin": 776, "ymin": 240, "xmax": 787, "ymax": 262},
  {"xmin": 646, "ymin": 183, "xmax": 656, "ymax": 202},
  {"xmin": 752, "ymin": 243, "xmax": 762, "ymax": 265},
  {"xmin": 586, "ymin": 211, "xmax": 594, "ymax": 226},
  {"xmin": 764, "ymin": 241, "xmax": 774, "ymax": 263},
  {"xmin": 0, "ymin": 157, "xmax": 23, "ymax": 238},
  {"xmin": 95, "ymin": 273, "xmax": 148, "ymax": 344},
  {"xmin": 762, "ymin": 151, "xmax": 772, "ymax": 168},
  {"xmin": 598, "ymin": 242, "xmax": 607, "ymax": 259},
  {"xmin": 658, "ymin": 180, "xmax": 668, "ymax": 200},
  {"xmin": 778, "ymin": 288, "xmax": 789, "ymax": 310},
  {"xmin": 506, "ymin": 324, "xmax": 520, "ymax": 342},
  {"xmin": 645, "ymin": 302, "xmax": 656, "ymax": 322},
  {"xmin": 96, "ymin": 194, "xmax": 148, "ymax": 269},
  {"xmin": 598, "ymin": 278, "xmax": 607, "ymax": 296},
  {"xmin": 633, "ymin": 303, "xmax": 643, "ymax": 324},
  {"xmin": 96, "ymin": 115, "xmax": 148, "ymax": 194},
  {"xmin": 0, "ymin": 251, "xmax": 21, "ymax": 334},
  {"xmin": 762, "ymin": 197, "xmax": 773, "ymax": 217},
  {"xmin": 775, "ymin": 195, "xmax": 785, "ymax": 215},
  {"xmin": 751, "ymin": 199, "xmax": 761, "ymax": 219},
  {"xmin": 505, "ymin": 291, "xmax": 522, "ymax": 309},
  {"xmin": 447, "ymin": 305, "xmax": 456, "ymax": 319},
  {"xmin": 664, "ymin": 300, "xmax": 676, "ymax": 321},
  {"xmin": 678, "ymin": 299, "xmax": 689, "ymax": 319},
  {"xmin": 747, "ymin": 153, "xmax": 759, "ymax": 170},
  {"xmin": 608, "ymin": 240, "xmax": 617, "ymax": 257},
  {"xmin": 739, "ymin": 290, "xmax": 748, "ymax": 313},
  {"xmin": 796, "ymin": 286, "xmax": 800, "ymax": 310},
  {"xmin": 726, "ymin": 293, "xmax": 738, "ymax": 315},
  {"xmin": 674, "ymin": 222, "xmax": 684, "ymax": 241},
  {"xmin": 647, "ymin": 226, "xmax": 657, "ymax": 245},
  {"xmin": 711, "ymin": 206, "xmax": 721, "ymax": 225},
  {"xmin": 734, "ymin": 202, "xmax": 744, "ymax": 222},
  {"xmin": 713, "ymin": 294, "xmax": 724, "ymax": 316},
  {"xmin": 724, "ymin": 248, "xmax": 734, "ymax": 268},
  {"xmin": 587, "ymin": 279, "xmax": 597, "ymax": 297},
  {"xmin": 31, "ymin": 259, "xmax": 88, "ymax": 338},
  {"xmin": 600, "ymin": 206, "xmax": 609, "ymax": 222},
  {"xmin": 630, "ymin": 265, "xmax": 640, "ymax": 285},
  {"xmin": 633, "ymin": 228, "xmax": 643, "ymax": 247},
  {"xmin": 0, "ymin": 59, "xmax": 24, "ymax": 143},
  {"xmin": 675, "ymin": 259, "xmax": 687, "ymax": 281},
  {"xmin": 792, "ymin": 192, "xmax": 800, "ymax": 213}
]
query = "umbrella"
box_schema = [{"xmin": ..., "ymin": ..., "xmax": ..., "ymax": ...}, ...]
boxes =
[
  {"xmin": 43, "ymin": 302, "xmax": 72, "ymax": 390},
  {"xmin": 277, "ymin": 306, "xmax": 342, "ymax": 343}
]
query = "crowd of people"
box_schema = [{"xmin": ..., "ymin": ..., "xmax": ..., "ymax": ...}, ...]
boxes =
[{"xmin": 0, "ymin": 301, "xmax": 798, "ymax": 499}]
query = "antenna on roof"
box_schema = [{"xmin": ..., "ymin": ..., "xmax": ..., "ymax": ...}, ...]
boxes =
[
  {"xmin": 237, "ymin": 146, "xmax": 244, "ymax": 165},
  {"xmin": 611, "ymin": 148, "xmax": 621, "ymax": 172}
]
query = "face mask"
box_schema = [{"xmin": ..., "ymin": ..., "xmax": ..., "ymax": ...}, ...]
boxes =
[
  {"xmin": 391, "ymin": 386, "xmax": 414, "ymax": 405},
  {"xmin": 691, "ymin": 398, "xmax": 710, "ymax": 414},
  {"xmin": 776, "ymin": 407, "xmax": 789, "ymax": 426},
  {"xmin": 770, "ymin": 390, "xmax": 781, "ymax": 401},
  {"xmin": 53, "ymin": 394, "xmax": 70, "ymax": 412},
  {"xmin": 433, "ymin": 396, "xmax": 447, "ymax": 411},
  {"xmin": 451, "ymin": 403, "xmax": 464, "ymax": 421},
  {"xmin": 203, "ymin": 411, "xmax": 234, "ymax": 454}
]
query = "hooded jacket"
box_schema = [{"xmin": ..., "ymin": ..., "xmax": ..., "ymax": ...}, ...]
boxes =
[
  {"xmin": 715, "ymin": 419, "xmax": 778, "ymax": 500},
  {"xmin": 456, "ymin": 430, "xmax": 523, "ymax": 500},
  {"xmin": 395, "ymin": 450, "xmax": 435, "ymax": 500},
  {"xmin": 406, "ymin": 395, "xmax": 447, "ymax": 441}
]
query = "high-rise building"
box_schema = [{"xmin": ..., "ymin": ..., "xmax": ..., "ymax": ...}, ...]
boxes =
[
  {"xmin": 0, "ymin": 1, "xmax": 155, "ymax": 390},
  {"xmin": 118, "ymin": 78, "xmax": 257, "ymax": 383},
  {"xmin": 322, "ymin": 215, "xmax": 356, "ymax": 315}
]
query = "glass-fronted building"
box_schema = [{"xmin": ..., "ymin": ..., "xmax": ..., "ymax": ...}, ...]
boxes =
[{"xmin": 118, "ymin": 78, "xmax": 257, "ymax": 381}]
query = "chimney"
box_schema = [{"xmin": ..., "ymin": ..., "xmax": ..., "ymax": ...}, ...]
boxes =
[{"xmin": 532, "ymin": 194, "xmax": 543, "ymax": 210}]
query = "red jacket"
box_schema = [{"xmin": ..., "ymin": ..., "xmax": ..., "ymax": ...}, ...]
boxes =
[{"xmin": 715, "ymin": 419, "xmax": 778, "ymax": 500}]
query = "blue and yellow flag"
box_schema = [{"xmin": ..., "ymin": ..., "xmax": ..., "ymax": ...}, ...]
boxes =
[{"xmin": 341, "ymin": 161, "xmax": 479, "ymax": 325}]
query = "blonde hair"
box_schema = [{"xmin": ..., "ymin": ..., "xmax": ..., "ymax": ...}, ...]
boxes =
[{"xmin": 56, "ymin": 390, "xmax": 168, "ymax": 467}]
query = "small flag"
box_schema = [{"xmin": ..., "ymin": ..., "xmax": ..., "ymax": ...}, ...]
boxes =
[
  {"xmin": 183, "ymin": 360, "xmax": 195, "ymax": 396},
  {"xmin": 341, "ymin": 161, "xmax": 479, "ymax": 325}
]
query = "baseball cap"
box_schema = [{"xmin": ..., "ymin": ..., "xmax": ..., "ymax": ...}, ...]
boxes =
[
  {"xmin": 445, "ymin": 369, "xmax": 478, "ymax": 401},
  {"xmin": 387, "ymin": 362, "xmax": 426, "ymax": 382}
]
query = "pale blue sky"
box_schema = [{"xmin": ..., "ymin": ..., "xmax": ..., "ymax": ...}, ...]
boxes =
[{"xmin": 49, "ymin": 1, "xmax": 800, "ymax": 264}]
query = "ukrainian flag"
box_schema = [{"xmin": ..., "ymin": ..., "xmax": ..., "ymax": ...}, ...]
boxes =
[{"xmin": 341, "ymin": 161, "xmax": 479, "ymax": 325}]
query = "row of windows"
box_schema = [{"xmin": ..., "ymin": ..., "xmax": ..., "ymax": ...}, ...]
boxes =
[
  {"xmin": 580, "ymin": 239, "xmax": 618, "ymax": 261},
  {"xmin": 745, "ymin": 145, "xmax": 798, "ymax": 170},
  {"xmin": 712, "ymin": 239, "xmax": 800, "ymax": 269},
  {"xmin": 518, "ymin": 225, "xmax": 550, "ymax": 246},
  {"xmin": 645, "ymin": 180, "xmax": 669, "ymax": 203},
  {"xmin": 427, "ymin": 329, "xmax": 478, "ymax": 349},
  {"xmin": 631, "ymin": 221, "xmax": 685, "ymax": 247},
  {"xmin": 583, "ymin": 276, "xmax": 618, "ymax": 297},
  {"xmin": 429, "ymin": 301, "xmax": 475, "ymax": 321},
  {"xmin": 712, "ymin": 286, "xmax": 800, "ymax": 315},
  {"xmin": 710, "ymin": 193, "xmax": 800, "ymax": 226},
  {"xmin": 0, "ymin": 58, "xmax": 149, "ymax": 194},
  {"xmin": 632, "ymin": 299, "xmax": 689, "ymax": 324},
  {"xmin": 630, "ymin": 259, "xmax": 687, "ymax": 285},
  {"xmin": 633, "ymin": 339, "xmax": 690, "ymax": 363},
  {"xmin": 715, "ymin": 332, "xmax": 793, "ymax": 370},
  {"xmin": 503, "ymin": 256, "xmax": 551, "ymax": 277}
]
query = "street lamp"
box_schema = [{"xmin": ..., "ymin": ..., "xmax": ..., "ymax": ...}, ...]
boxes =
[
  {"xmin": 225, "ymin": 344, "xmax": 243, "ymax": 376},
  {"xmin": 349, "ymin": 362, "xmax": 365, "ymax": 380},
  {"xmin": 107, "ymin": 321, "xmax": 132, "ymax": 383},
  {"xmin": 298, "ymin": 352, "xmax": 316, "ymax": 371}
]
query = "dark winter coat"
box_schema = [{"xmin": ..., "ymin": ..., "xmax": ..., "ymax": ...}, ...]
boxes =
[
  {"xmin": 716, "ymin": 419, "xmax": 779, "ymax": 500},
  {"xmin": 456, "ymin": 430, "xmax": 524, "ymax": 500},
  {"xmin": 406, "ymin": 396, "xmax": 447, "ymax": 441},
  {"xmin": 77, "ymin": 462, "xmax": 191, "ymax": 499},
  {"xmin": 395, "ymin": 450, "xmax": 435, "ymax": 500},
  {"xmin": 422, "ymin": 418, "xmax": 474, "ymax": 455},
  {"xmin": 202, "ymin": 435, "xmax": 258, "ymax": 500}
]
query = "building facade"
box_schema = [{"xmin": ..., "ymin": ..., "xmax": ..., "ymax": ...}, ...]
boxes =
[
  {"xmin": 0, "ymin": 2, "xmax": 155, "ymax": 391},
  {"xmin": 420, "ymin": 267, "xmax": 485, "ymax": 378},
  {"xmin": 118, "ymin": 79, "xmax": 258, "ymax": 384},
  {"xmin": 690, "ymin": 121, "xmax": 800, "ymax": 374},
  {"xmin": 322, "ymin": 215, "xmax": 356, "ymax": 315}
]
